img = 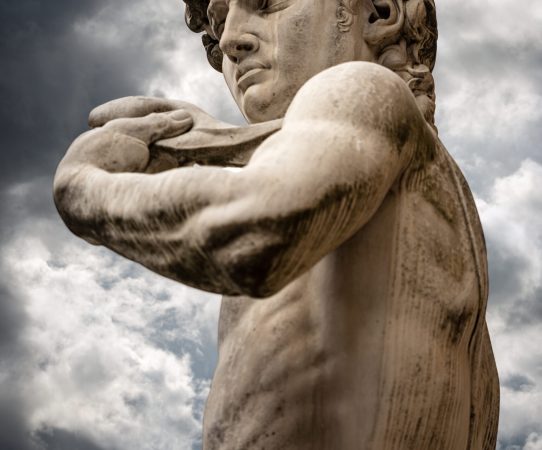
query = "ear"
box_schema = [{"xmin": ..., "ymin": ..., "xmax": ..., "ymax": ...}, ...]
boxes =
[{"xmin": 363, "ymin": 0, "xmax": 405, "ymax": 47}]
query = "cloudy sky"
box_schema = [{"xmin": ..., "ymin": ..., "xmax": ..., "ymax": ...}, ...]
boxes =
[{"xmin": 0, "ymin": 0, "xmax": 541, "ymax": 449}]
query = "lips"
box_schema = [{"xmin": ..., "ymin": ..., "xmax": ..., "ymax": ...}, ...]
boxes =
[{"xmin": 235, "ymin": 61, "xmax": 269, "ymax": 90}]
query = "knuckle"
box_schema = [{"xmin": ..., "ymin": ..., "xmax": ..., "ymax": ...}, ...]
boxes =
[
  {"xmin": 122, "ymin": 95, "xmax": 141, "ymax": 104},
  {"xmin": 150, "ymin": 113, "xmax": 170, "ymax": 127},
  {"xmin": 104, "ymin": 117, "xmax": 130, "ymax": 131}
]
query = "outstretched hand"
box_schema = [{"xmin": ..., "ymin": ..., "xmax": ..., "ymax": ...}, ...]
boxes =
[
  {"xmin": 88, "ymin": 96, "xmax": 227, "ymax": 130},
  {"xmin": 87, "ymin": 96, "xmax": 284, "ymax": 170},
  {"xmin": 57, "ymin": 109, "xmax": 192, "ymax": 175},
  {"xmin": 56, "ymin": 96, "xmax": 221, "ymax": 176},
  {"xmin": 77, "ymin": 96, "xmax": 241, "ymax": 173}
]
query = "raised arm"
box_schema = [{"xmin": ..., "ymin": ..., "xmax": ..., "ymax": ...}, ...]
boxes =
[{"xmin": 54, "ymin": 62, "xmax": 434, "ymax": 297}]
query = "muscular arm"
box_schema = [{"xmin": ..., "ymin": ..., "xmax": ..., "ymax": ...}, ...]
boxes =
[{"xmin": 54, "ymin": 62, "xmax": 433, "ymax": 297}]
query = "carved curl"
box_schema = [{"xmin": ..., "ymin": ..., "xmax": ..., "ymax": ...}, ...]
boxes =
[
  {"xmin": 337, "ymin": 1, "xmax": 357, "ymax": 32},
  {"xmin": 182, "ymin": 0, "xmax": 438, "ymax": 126},
  {"xmin": 368, "ymin": 0, "xmax": 438, "ymax": 127},
  {"xmin": 183, "ymin": 0, "xmax": 223, "ymax": 72}
]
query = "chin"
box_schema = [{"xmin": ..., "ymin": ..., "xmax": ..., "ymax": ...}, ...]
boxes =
[{"xmin": 241, "ymin": 88, "xmax": 289, "ymax": 124}]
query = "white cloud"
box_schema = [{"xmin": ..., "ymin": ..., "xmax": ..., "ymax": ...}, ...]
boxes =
[
  {"xmin": 435, "ymin": 0, "xmax": 542, "ymax": 193},
  {"xmin": 524, "ymin": 433, "xmax": 542, "ymax": 450},
  {"xmin": 477, "ymin": 160, "xmax": 542, "ymax": 449},
  {"xmin": 1, "ymin": 201, "xmax": 220, "ymax": 450},
  {"xmin": 437, "ymin": 76, "xmax": 542, "ymax": 142},
  {"xmin": 479, "ymin": 160, "xmax": 542, "ymax": 299},
  {"xmin": 73, "ymin": 0, "xmax": 183, "ymax": 51},
  {"xmin": 438, "ymin": 0, "xmax": 542, "ymax": 46}
]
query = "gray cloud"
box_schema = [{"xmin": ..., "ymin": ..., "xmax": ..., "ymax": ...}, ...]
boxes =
[
  {"xmin": 0, "ymin": 282, "xmax": 27, "ymax": 357},
  {"xmin": 0, "ymin": 391, "xmax": 33, "ymax": 450},
  {"xmin": 34, "ymin": 428, "xmax": 109, "ymax": 450},
  {"xmin": 503, "ymin": 374, "xmax": 536, "ymax": 393},
  {"xmin": 1, "ymin": 0, "xmax": 104, "ymax": 189},
  {"xmin": 435, "ymin": 1, "xmax": 542, "ymax": 196},
  {"xmin": 0, "ymin": 0, "xmax": 200, "ymax": 191}
]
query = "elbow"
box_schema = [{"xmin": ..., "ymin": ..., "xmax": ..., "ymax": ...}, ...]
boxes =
[
  {"xmin": 53, "ymin": 168, "xmax": 77, "ymax": 230},
  {"xmin": 53, "ymin": 166, "xmax": 102, "ymax": 245},
  {"xmin": 53, "ymin": 171, "xmax": 75, "ymax": 221}
]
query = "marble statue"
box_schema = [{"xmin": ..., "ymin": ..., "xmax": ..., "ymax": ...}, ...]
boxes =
[{"xmin": 53, "ymin": 0, "xmax": 500, "ymax": 448}]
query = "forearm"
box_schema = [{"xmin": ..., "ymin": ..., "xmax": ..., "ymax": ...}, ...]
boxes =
[
  {"xmin": 54, "ymin": 114, "xmax": 293, "ymax": 295},
  {"xmin": 55, "ymin": 160, "xmax": 249, "ymax": 293}
]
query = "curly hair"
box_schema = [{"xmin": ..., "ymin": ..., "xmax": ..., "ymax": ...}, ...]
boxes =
[
  {"xmin": 367, "ymin": 0, "xmax": 438, "ymax": 126},
  {"xmin": 182, "ymin": 0, "xmax": 438, "ymax": 125}
]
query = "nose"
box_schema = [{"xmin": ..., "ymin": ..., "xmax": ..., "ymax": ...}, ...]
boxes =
[
  {"xmin": 219, "ymin": 10, "xmax": 259, "ymax": 64},
  {"xmin": 220, "ymin": 33, "xmax": 259, "ymax": 64}
]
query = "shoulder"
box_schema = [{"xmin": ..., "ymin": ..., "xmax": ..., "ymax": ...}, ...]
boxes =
[
  {"xmin": 285, "ymin": 62, "xmax": 429, "ymax": 144},
  {"xmin": 295, "ymin": 61, "xmax": 408, "ymax": 96}
]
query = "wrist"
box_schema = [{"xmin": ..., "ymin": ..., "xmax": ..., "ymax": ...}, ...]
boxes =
[{"xmin": 62, "ymin": 128, "xmax": 150, "ymax": 174}]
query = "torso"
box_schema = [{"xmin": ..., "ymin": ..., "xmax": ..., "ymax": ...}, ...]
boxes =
[{"xmin": 202, "ymin": 141, "xmax": 499, "ymax": 450}]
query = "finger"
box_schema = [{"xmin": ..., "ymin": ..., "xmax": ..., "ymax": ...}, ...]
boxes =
[
  {"xmin": 103, "ymin": 111, "xmax": 194, "ymax": 145},
  {"xmin": 88, "ymin": 96, "xmax": 189, "ymax": 128}
]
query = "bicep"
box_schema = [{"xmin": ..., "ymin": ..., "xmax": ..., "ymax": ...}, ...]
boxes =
[
  {"xmin": 195, "ymin": 122, "xmax": 407, "ymax": 297},
  {"xmin": 196, "ymin": 63, "xmax": 432, "ymax": 296},
  {"xmin": 246, "ymin": 120, "xmax": 404, "ymax": 229}
]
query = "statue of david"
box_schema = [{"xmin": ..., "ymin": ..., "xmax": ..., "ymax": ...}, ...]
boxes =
[{"xmin": 54, "ymin": 0, "xmax": 500, "ymax": 448}]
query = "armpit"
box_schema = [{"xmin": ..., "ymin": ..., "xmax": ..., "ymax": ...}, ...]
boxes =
[{"xmin": 211, "ymin": 228, "xmax": 287, "ymax": 298}]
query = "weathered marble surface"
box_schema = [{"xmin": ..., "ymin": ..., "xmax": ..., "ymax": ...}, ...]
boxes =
[{"xmin": 54, "ymin": 0, "xmax": 499, "ymax": 448}]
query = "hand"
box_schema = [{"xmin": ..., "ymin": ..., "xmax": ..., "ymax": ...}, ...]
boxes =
[
  {"xmin": 87, "ymin": 96, "xmax": 260, "ymax": 171},
  {"xmin": 58, "ymin": 109, "xmax": 193, "ymax": 174},
  {"xmin": 88, "ymin": 96, "xmax": 229, "ymax": 130},
  {"xmin": 85, "ymin": 96, "xmax": 237, "ymax": 172}
]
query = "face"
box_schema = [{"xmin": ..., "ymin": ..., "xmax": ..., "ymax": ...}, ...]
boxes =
[{"xmin": 208, "ymin": 0, "xmax": 373, "ymax": 123}]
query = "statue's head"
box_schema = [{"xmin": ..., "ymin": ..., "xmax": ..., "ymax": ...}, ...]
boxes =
[{"xmin": 183, "ymin": 0, "xmax": 437, "ymax": 125}]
